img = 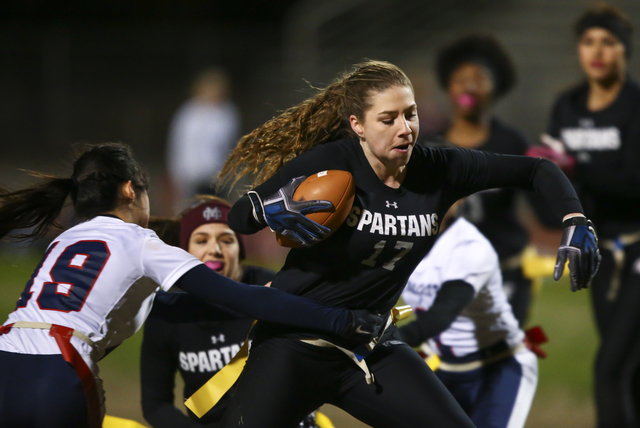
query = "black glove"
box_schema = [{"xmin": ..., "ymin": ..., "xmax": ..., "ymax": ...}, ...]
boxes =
[
  {"xmin": 553, "ymin": 216, "xmax": 602, "ymax": 292},
  {"xmin": 247, "ymin": 176, "xmax": 333, "ymax": 247},
  {"xmin": 339, "ymin": 309, "xmax": 385, "ymax": 345}
]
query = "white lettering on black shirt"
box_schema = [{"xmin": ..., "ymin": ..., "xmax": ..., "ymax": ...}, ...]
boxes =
[
  {"xmin": 561, "ymin": 127, "xmax": 621, "ymax": 151},
  {"xmin": 351, "ymin": 207, "xmax": 439, "ymax": 237}
]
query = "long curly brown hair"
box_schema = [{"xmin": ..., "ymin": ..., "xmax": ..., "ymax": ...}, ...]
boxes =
[{"xmin": 218, "ymin": 60, "xmax": 413, "ymax": 189}]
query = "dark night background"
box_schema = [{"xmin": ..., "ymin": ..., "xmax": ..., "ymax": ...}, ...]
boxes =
[{"xmin": 0, "ymin": 1, "xmax": 639, "ymax": 426}]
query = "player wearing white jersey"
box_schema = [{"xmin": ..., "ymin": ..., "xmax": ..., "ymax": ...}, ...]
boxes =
[
  {"xmin": 400, "ymin": 217, "xmax": 538, "ymax": 428},
  {"xmin": 1, "ymin": 216, "xmax": 201, "ymax": 364},
  {"xmin": 0, "ymin": 143, "xmax": 383, "ymax": 428}
]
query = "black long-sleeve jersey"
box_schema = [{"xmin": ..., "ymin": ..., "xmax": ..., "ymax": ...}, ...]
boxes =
[
  {"xmin": 229, "ymin": 138, "xmax": 582, "ymax": 319},
  {"xmin": 140, "ymin": 266, "xmax": 275, "ymax": 427},
  {"xmin": 548, "ymin": 79, "xmax": 640, "ymax": 238},
  {"xmin": 423, "ymin": 119, "xmax": 531, "ymax": 260}
]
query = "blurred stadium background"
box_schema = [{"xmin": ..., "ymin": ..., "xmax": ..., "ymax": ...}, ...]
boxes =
[{"xmin": 1, "ymin": 0, "xmax": 637, "ymax": 426}]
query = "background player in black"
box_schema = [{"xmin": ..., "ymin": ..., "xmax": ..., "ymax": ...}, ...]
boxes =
[
  {"xmin": 140, "ymin": 197, "xmax": 276, "ymax": 427},
  {"xmin": 425, "ymin": 34, "xmax": 533, "ymax": 325},
  {"xmin": 543, "ymin": 4, "xmax": 640, "ymax": 427},
  {"xmin": 214, "ymin": 60, "xmax": 598, "ymax": 428}
]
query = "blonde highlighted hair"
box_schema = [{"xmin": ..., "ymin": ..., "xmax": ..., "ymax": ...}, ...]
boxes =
[{"xmin": 218, "ymin": 60, "xmax": 413, "ymax": 188}]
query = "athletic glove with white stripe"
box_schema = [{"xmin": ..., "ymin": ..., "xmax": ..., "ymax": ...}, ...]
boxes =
[
  {"xmin": 553, "ymin": 216, "xmax": 601, "ymax": 292},
  {"xmin": 341, "ymin": 309, "xmax": 385, "ymax": 344},
  {"xmin": 247, "ymin": 176, "xmax": 333, "ymax": 247}
]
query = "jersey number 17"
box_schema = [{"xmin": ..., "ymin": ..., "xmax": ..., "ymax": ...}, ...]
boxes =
[{"xmin": 361, "ymin": 240, "xmax": 413, "ymax": 271}]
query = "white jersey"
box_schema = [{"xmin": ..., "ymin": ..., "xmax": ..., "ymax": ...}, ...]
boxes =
[
  {"xmin": 401, "ymin": 218, "xmax": 523, "ymax": 358},
  {"xmin": 0, "ymin": 216, "xmax": 201, "ymax": 368}
]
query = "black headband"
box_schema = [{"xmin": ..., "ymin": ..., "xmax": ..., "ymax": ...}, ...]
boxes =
[{"xmin": 577, "ymin": 15, "xmax": 631, "ymax": 57}]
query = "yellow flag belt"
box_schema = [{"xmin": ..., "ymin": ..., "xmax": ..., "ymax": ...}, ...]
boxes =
[{"xmin": 185, "ymin": 306, "xmax": 412, "ymax": 418}]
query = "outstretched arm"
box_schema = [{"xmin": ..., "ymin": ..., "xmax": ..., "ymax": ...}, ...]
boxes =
[
  {"xmin": 150, "ymin": 290, "xmax": 246, "ymax": 323},
  {"xmin": 442, "ymin": 148, "xmax": 600, "ymax": 290},
  {"xmin": 175, "ymin": 264, "xmax": 382, "ymax": 344},
  {"xmin": 444, "ymin": 149, "xmax": 582, "ymax": 220}
]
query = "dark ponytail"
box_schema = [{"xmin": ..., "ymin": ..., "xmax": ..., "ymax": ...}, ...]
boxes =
[
  {"xmin": 0, "ymin": 142, "xmax": 148, "ymax": 241},
  {"xmin": 0, "ymin": 174, "xmax": 76, "ymax": 241}
]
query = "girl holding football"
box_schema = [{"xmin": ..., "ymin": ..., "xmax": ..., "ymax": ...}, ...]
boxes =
[{"xmin": 216, "ymin": 59, "xmax": 600, "ymax": 427}]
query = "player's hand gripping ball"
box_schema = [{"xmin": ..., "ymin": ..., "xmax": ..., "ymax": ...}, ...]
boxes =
[
  {"xmin": 277, "ymin": 170, "xmax": 355, "ymax": 248},
  {"xmin": 247, "ymin": 171, "xmax": 355, "ymax": 248}
]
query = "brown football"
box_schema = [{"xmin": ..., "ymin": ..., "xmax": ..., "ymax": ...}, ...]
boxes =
[{"xmin": 276, "ymin": 170, "xmax": 355, "ymax": 248}]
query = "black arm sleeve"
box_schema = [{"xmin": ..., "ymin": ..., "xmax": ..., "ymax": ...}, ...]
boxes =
[
  {"xmin": 150, "ymin": 291, "xmax": 246, "ymax": 323},
  {"xmin": 397, "ymin": 280, "xmax": 475, "ymax": 348},
  {"xmin": 140, "ymin": 318, "xmax": 199, "ymax": 428},
  {"xmin": 446, "ymin": 149, "xmax": 583, "ymax": 223},
  {"xmin": 175, "ymin": 264, "xmax": 351, "ymax": 337},
  {"xmin": 524, "ymin": 189, "xmax": 564, "ymax": 229},
  {"xmin": 527, "ymin": 98, "xmax": 581, "ymax": 227},
  {"xmin": 227, "ymin": 195, "xmax": 263, "ymax": 235}
]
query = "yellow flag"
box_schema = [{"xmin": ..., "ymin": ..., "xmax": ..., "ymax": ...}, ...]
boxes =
[
  {"xmin": 184, "ymin": 336, "xmax": 250, "ymax": 418},
  {"xmin": 103, "ymin": 415, "xmax": 147, "ymax": 428}
]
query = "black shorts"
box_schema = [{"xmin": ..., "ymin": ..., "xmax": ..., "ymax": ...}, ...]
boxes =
[
  {"xmin": 0, "ymin": 350, "xmax": 89, "ymax": 428},
  {"xmin": 221, "ymin": 331, "xmax": 474, "ymax": 428}
]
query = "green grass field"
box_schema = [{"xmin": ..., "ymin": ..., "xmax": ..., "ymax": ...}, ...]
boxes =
[{"xmin": 0, "ymin": 252, "xmax": 598, "ymax": 427}]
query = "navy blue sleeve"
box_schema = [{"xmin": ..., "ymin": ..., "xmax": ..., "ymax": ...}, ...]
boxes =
[
  {"xmin": 175, "ymin": 264, "xmax": 352, "ymax": 337},
  {"xmin": 397, "ymin": 280, "xmax": 475, "ymax": 348},
  {"xmin": 150, "ymin": 291, "xmax": 246, "ymax": 323}
]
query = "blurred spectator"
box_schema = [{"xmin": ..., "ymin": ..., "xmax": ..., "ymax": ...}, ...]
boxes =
[
  {"xmin": 167, "ymin": 68, "xmax": 240, "ymax": 207},
  {"xmin": 422, "ymin": 34, "xmax": 534, "ymax": 326},
  {"xmin": 542, "ymin": 4, "xmax": 640, "ymax": 427}
]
